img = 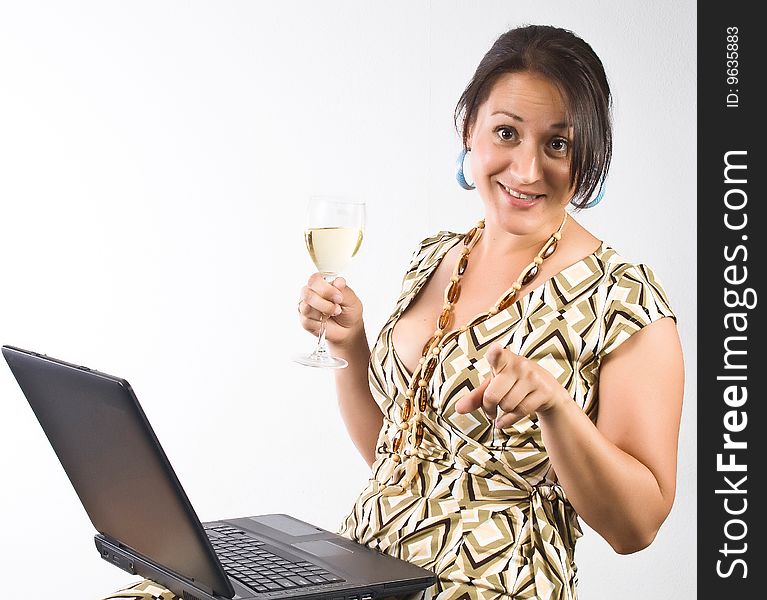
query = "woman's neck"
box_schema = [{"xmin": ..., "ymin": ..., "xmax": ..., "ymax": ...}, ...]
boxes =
[{"xmin": 474, "ymin": 210, "xmax": 570, "ymax": 262}]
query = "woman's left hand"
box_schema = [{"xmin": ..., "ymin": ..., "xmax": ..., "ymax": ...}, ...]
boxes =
[{"xmin": 454, "ymin": 343, "xmax": 571, "ymax": 427}]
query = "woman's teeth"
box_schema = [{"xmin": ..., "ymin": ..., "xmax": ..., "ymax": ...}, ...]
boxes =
[{"xmin": 502, "ymin": 184, "xmax": 541, "ymax": 200}]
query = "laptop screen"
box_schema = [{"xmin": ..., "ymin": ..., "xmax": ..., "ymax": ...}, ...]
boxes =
[{"xmin": 3, "ymin": 346, "xmax": 232, "ymax": 597}]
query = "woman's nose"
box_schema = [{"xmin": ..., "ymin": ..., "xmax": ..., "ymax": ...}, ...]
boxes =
[{"xmin": 509, "ymin": 143, "xmax": 544, "ymax": 184}]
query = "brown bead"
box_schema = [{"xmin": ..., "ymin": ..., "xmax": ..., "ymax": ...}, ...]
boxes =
[
  {"xmin": 438, "ymin": 308, "xmax": 452, "ymax": 330},
  {"xmin": 497, "ymin": 288, "xmax": 517, "ymax": 311},
  {"xmin": 542, "ymin": 238, "xmax": 558, "ymax": 258},
  {"xmin": 422, "ymin": 355, "xmax": 437, "ymax": 380},
  {"xmin": 464, "ymin": 227, "xmax": 477, "ymax": 245},
  {"xmin": 422, "ymin": 333, "xmax": 440, "ymax": 355},
  {"xmin": 392, "ymin": 431, "xmax": 403, "ymax": 452},
  {"xmin": 457, "ymin": 254, "xmax": 469, "ymax": 275},
  {"xmin": 447, "ymin": 280, "xmax": 461, "ymax": 303},
  {"xmin": 417, "ymin": 387, "xmax": 429, "ymax": 411},
  {"xmin": 414, "ymin": 422, "xmax": 425, "ymax": 446},
  {"xmin": 521, "ymin": 264, "xmax": 539, "ymax": 286},
  {"xmin": 402, "ymin": 399, "xmax": 412, "ymax": 421}
]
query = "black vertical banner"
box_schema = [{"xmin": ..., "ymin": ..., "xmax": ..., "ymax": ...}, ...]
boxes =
[{"xmin": 698, "ymin": 3, "xmax": 763, "ymax": 596}]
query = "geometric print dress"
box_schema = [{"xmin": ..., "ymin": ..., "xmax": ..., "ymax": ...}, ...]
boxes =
[
  {"xmin": 337, "ymin": 231, "xmax": 676, "ymax": 600},
  {"xmin": 101, "ymin": 230, "xmax": 675, "ymax": 600}
]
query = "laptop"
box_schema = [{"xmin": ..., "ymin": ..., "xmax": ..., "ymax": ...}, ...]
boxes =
[{"xmin": 2, "ymin": 345, "xmax": 435, "ymax": 600}]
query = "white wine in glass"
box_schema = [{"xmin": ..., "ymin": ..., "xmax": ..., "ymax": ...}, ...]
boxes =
[
  {"xmin": 295, "ymin": 197, "xmax": 365, "ymax": 368},
  {"xmin": 305, "ymin": 226, "xmax": 363, "ymax": 275}
]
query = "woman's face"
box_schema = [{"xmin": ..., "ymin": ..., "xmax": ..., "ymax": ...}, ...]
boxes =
[{"xmin": 468, "ymin": 70, "xmax": 575, "ymax": 236}]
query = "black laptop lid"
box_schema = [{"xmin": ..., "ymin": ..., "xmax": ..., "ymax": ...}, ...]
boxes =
[{"xmin": 2, "ymin": 346, "xmax": 234, "ymax": 597}]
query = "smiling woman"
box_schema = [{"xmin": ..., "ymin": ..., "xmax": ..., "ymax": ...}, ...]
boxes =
[
  {"xmin": 108, "ymin": 24, "xmax": 685, "ymax": 600},
  {"xmin": 294, "ymin": 24, "xmax": 684, "ymax": 600}
]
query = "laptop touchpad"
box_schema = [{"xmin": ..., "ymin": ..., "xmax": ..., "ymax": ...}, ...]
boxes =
[
  {"xmin": 249, "ymin": 515, "xmax": 321, "ymax": 536},
  {"xmin": 292, "ymin": 540, "xmax": 355, "ymax": 557}
]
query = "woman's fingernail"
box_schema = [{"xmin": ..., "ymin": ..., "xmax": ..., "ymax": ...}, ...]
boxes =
[
  {"xmin": 333, "ymin": 295, "xmax": 343, "ymax": 303},
  {"xmin": 333, "ymin": 306, "xmax": 342, "ymax": 316}
]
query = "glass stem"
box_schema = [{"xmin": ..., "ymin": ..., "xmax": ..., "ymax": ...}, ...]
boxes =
[
  {"xmin": 312, "ymin": 273, "xmax": 336, "ymax": 358},
  {"xmin": 314, "ymin": 315, "xmax": 330, "ymax": 357}
]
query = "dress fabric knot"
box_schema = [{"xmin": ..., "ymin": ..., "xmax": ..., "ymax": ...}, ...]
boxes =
[{"xmin": 522, "ymin": 484, "xmax": 582, "ymax": 599}]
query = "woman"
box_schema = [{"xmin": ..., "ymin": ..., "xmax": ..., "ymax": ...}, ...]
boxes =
[
  {"xmin": 298, "ymin": 25, "xmax": 684, "ymax": 600},
  {"xmin": 106, "ymin": 24, "xmax": 683, "ymax": 600}
]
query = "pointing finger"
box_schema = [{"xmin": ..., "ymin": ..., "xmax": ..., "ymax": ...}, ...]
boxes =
[
  {"xmin": 454, "ymin": 378, "xmax": 491, "ymax": 414},
  {"xmin": 486, "ymin": 343, "xmax": 511, "ymax": 375}
]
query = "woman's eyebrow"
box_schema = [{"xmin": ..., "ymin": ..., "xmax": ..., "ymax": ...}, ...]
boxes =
[
  {"xmin": 491, "ymin": 110, "xmax": 569, "ymax": 130},
  {"xmin": 491, "ymin": 110, "xmax": 524, "ymax": 121}
]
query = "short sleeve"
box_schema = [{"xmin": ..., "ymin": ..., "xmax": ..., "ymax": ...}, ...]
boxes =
[
  {"xmin": 394, "ymin": 231, "xmax": 461, "ymax": 304},
  {"xmin": 598, "ymin": 263, "xmax": 676, "ymax": 358}
]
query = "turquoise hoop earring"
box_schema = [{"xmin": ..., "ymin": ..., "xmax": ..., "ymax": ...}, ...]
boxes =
[
  {"xmin": 572, "ymin": 179, "xmax": 605, "ymax": 209},
  {"xmin": 456, "ymin": 148, "xmax": 475, "ymax": 190}
]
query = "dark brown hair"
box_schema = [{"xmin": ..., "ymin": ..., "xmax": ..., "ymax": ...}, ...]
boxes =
[{"xmin": 455, "ymin": 25, "xmax": 612, "ymax": 208}]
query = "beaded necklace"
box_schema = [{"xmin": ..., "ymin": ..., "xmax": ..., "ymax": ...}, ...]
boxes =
[{"xmin": 380, "ymin": 211, "xmax": 568, "ymax": 496}]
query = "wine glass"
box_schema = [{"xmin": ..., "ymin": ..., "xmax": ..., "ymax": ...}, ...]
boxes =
[{"xmin": 294, "ymin": 196, "xmax": 365, "ymax": 368}]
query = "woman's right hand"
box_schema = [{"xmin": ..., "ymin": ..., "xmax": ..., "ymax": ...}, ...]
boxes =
[{"xmin": 298, "ymin": 274, "xmax": 364, "ymax": 347}]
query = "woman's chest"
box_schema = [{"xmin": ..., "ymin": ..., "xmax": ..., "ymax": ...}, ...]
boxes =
[
  {"xmin": 391, "ymin": 276, "xmax": 507, "ymax": 375},
  {"xmin": 390, "ymin": 254, "xmax": 558, "ymax": 375}
]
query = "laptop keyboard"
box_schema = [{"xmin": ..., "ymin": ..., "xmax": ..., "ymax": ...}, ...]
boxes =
[{"xmin": 205, "ymin": 524, "xmax": 345, "ymax": 593}]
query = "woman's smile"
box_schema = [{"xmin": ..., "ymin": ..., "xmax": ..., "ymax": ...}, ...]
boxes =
[{"xmin": 496, "ymin": 181, "xmax": 546, "ymax": 209}]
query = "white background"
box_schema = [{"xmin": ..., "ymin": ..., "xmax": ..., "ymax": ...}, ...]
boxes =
[{"xmin": 0, "ymin": 1, "xmax": 696, "ymax": 597}]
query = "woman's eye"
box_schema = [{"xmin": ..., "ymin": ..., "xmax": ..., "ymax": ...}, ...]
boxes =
[
  {"xmin": 495, "ymin": 127, "xmax": 516, "ymax": 141},
  {"xmin": 550, "ymin": 138, "xmax": 569, "ymax": 154}
]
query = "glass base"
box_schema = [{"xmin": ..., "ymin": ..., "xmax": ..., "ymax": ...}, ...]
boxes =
[{"xmin": 293, "ymin": 352, "xmax": 348, "ymax": 369}]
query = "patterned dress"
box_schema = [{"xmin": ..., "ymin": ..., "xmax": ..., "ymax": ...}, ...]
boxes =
[
  {"xmin": 106, "ymin": 231, "xmax": 675, "ymax": 600},
  {"xmin": 337, "ymin": 231, "xmax": 675, "ymax": 600}
]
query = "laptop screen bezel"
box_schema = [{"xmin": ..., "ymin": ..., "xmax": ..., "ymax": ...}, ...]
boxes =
[{"xmin": 2, "ymin": 345, "xmax": 235, "ymax": 598}]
